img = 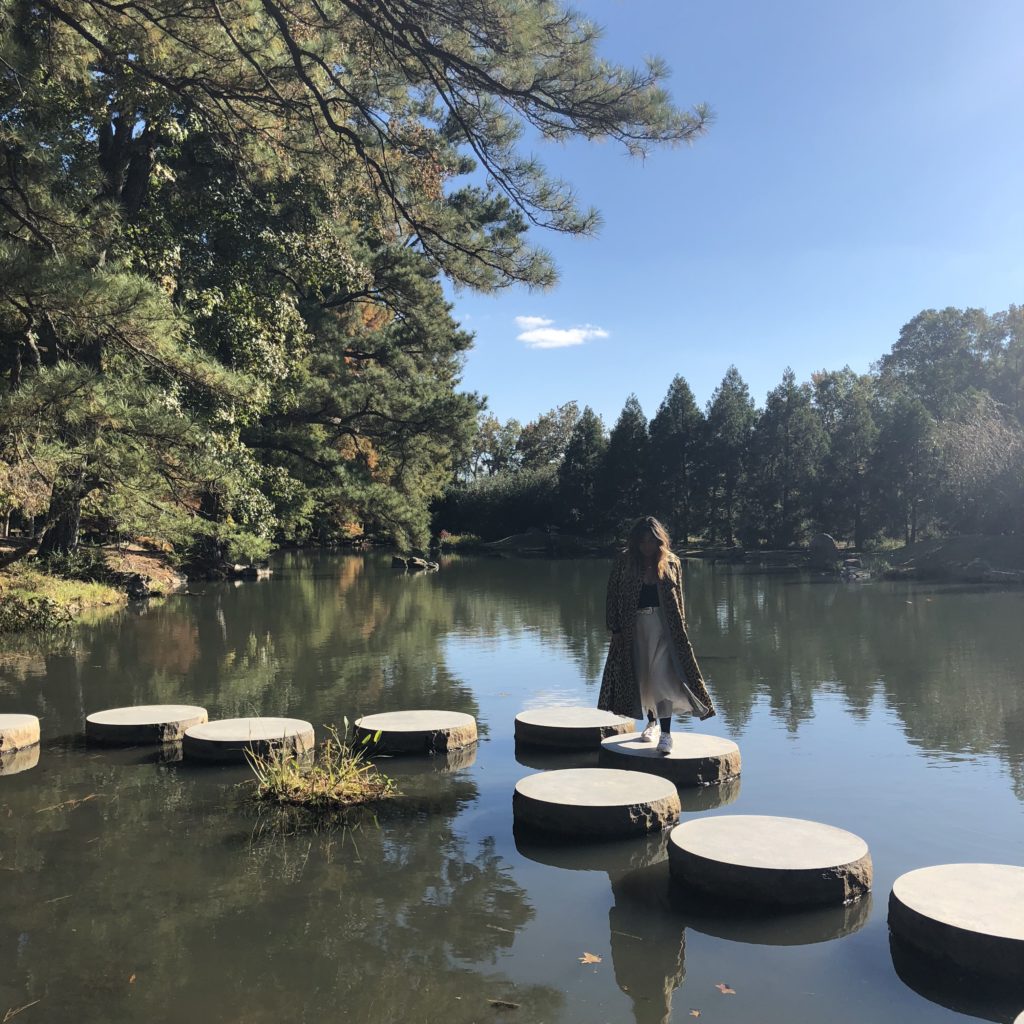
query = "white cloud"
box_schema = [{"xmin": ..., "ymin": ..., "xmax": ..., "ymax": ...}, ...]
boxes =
[{"xmin": 515, "ymin": 318, "xmax": 609, "ymax": 350}]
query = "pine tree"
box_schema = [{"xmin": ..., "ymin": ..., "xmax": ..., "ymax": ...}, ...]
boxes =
[
  {"xmin": 647, "ymin": 375, "xmax": 704, "ymax": 543},
  {"xmin": 812, "ymin": 369, "xmax": 878, "ymax": 548},
  {"xmin": 701, "ymin": 367, "xmax": 756, "ymax": 546},
  {"xmin": 746, "ymin": 369, "xmax": 826, "ymax": 547},
  {"xmin": 558, "ymin": 407, "xmax": 607, "ymax": 530},
  {"xmin": 601, "ymin": 395, "xmax": 649, "ymax": 531}
]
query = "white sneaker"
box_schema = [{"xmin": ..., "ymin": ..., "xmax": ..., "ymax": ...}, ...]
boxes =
[
  {"xmin": 640, "ymin": 721, "xmax": 659, "ymax": 743},
  {"xmin": 657, "ymin": 733, "xmax": 673, "ymax": 755}
]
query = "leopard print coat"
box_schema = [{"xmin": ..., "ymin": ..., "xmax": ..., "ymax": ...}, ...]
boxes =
[{"xmin": 597, "ymin": 551, "xmax": 716, "ymax": 722}]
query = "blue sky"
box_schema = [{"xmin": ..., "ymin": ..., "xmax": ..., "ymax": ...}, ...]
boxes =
[{"xmin": 449, "ymin": 0, "xmax": 1024, "ymax": 428}]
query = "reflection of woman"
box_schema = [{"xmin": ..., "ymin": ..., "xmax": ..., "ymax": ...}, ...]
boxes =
[
  {"xmin": 598, "ymin": 517, "xmax": 715, "ymax": 754},
  {"xmin": 608, "ymin": 863, "xmax": 686, "ymax": 1024}
]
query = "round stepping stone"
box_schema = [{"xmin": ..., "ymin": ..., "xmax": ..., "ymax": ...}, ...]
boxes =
[
  {"xmin": 0, "ymin": 714, "xmax": 40, "ymax": 753},
  {"xmin": 669, "ymin": 815, "xmax": 872, "ymax": 907},
  {"xmin": 86, "ymin": 704, "xmax": 208, "ymax": 745},
  {"xmin": 0, "ymin": 742, "xmax": 40, "ymax": 777},
  {"xmin": 183, "ymin": 717, "xmax": 314, "ymax": 763},
  {"xmin": 599, "ymin": 731, "xmax": 741, "ymax": 787},
  {"xmin": 513, "ymin": 768, "xmax": 680, "ymax": 839},
  {"xmin": 889, "ymin": 864, "xmax": 1024, "ymax": 979},
  {"xmin": 514, "ymin": 706, "xmax": 634, "ymax": 749},
  {"xmin": 353, "ymin": 710, "xmax": 476, "ymax": 755}
]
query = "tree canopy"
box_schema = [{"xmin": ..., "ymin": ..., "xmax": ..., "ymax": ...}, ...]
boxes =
[{"xmin": 0, "ymin": 0, "xmax": 709, "ymax": 559}]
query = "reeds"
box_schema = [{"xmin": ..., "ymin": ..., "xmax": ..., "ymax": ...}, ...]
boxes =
[{"xmin": 247, "ymin": 722, "xmax": 396, "ymax": 811}]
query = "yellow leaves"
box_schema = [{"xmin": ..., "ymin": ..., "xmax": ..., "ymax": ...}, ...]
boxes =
[
  {"xmin": 715, "ymin": 983, "xmax": 736, "ymax": 995},
  {"xmin": 577, "ymin": 952, "xmax": 602, "ymax": 965}
]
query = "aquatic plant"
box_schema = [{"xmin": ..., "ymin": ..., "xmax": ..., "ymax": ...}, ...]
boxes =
[{"xmin": 247, "ymin": 723, "xmax": 396, "ymax": 812}]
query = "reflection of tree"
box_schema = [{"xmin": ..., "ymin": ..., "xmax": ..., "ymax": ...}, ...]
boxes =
[
  {"xmin": 0, "ymin": 750, "xmax": 561, "ymax": 1023},
  {"xmin": 685, "ymin": 565, "xmax": 1024, "ymax": 795}
]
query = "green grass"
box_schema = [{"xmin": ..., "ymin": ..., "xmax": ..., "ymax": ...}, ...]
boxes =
[
  {"xmin": 0, "ymin": 561, "xmax": 125, "ymax": 632},
  {"xmin": 248, "ymin": 724, "xmax": 396, "ymax": 812}
]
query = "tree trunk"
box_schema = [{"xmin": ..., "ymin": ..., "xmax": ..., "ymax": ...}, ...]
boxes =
[
  {"xmin": 37, "ymin": 477, "xmax": 87, "ymax": 557},
  {"xmin": 37, "ymin": 500, "xmax": 82, "ymax": 557}
]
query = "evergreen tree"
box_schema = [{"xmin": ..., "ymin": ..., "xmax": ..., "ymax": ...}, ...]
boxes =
[
  {"xmin": 557, "ymin": 407, "xmax": 607, "ymax": 530},
  {"xmin": 812, "ymin": 369, "xmax": 878, "ymax": 548},
  {"xmin": 701, "ymin": 367, "xmax": 756, "ymax": 546},
  {"xmin": 1, "ymin": 0, "xmax": 708, "ymax": 556},
  {"xmin": 745, "ymin": 369, "xmax": 826, "ymax": 547},
  {"xmin": 600, "ymin": 395, "xmax": 649, "ymax": 530},
  {"xmin": 647, "ymin": 375, "xmax": 704, "ymax": 543},
  {"xmin": 870, "ymin": 394, "xmax": 939, "ymax": 545}
]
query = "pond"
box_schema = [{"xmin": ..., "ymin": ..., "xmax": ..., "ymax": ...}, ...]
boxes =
[{"xmin": 1, "ymin": 553, "xmax": 1023, "ymax": 1023}]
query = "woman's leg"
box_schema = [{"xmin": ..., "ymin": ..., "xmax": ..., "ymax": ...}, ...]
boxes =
[{"xmin": 656, "ymin": 699, "xmax": 672, "ymax": 734}]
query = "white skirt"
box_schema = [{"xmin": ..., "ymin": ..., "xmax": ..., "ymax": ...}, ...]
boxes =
[{"xmin": 633, "ymin": 609, "xmax": 693, "ymax": 718}]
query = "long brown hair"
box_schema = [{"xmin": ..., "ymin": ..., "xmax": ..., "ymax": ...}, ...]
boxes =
[{"xmin": 626, "ymin": 516, "xmax": 672, "ymax": 578}]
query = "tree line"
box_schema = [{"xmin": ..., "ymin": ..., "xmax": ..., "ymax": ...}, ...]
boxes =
[
  {"xmin": 0, "ymin": 0, "xmax": 707, "ymax": 568},
  {"xmin": 435, "ymin": 304, "xmax": 1024, "ymax": 548}
]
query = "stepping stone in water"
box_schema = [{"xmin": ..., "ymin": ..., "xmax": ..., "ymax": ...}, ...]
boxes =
[
  {"xmin": 889, "ymin": 864, "xmax": 1024, "ymax": 980},
  {"xmin": 354, "ymin": 710, "xmax": 477, "ymax": 756},
  {"xmin": 183, "ymin": 717, "xmax": 314, "ymax": 763},
  {"xmin": 669, "ymin": 814, "xmax": 872, "ymax": 907},
  {"xmin": 0, "ymin": 742, "xmax": 40, "ymax": 777},
  {"xmin": 514, "ymin": 707, "xmax": 634, "ymax": 749},
  {"xmin": 86, "ymin": 704, "xmax": 208, "ymax": 745},
  {"xmin": 599, "ymin": 731, "xmax": 741, "ymax": 787},
  {"xmin": 513, "ymin": 767, "xmax": 680, "ymax": 839},
  {"xmin": 0, "ymin": 713, "xmax": 40, "ymax": 753}
]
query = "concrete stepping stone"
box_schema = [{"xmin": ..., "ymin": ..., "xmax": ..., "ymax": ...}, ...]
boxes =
[
  {"xmin": 514, "ymin": 706, "xmax": 634, "ymax": 749},
  {"xmin": 0, "ymin": 742, "xmax": 40, "ymax": 776},
  {"xmin": 0, "ymin": 713, "xmax": 40, "ymax": 753},
  {"xmin": 669, "ymin": 814, "xmax": 872, "ymax": 907},
  {"xmin": 599, "ymin": 731, "xmax": 741, "ymax": 787},
  {"xmin": 889, "ymin": 864, "xmax": 1024, "ymax": 979},
  {"xmin": 513, "ymin": 767, "xmax": 680, "ymax": 839},
  {"xmin": 183, "ymin": 717, "xmax": 314, "ymax": 763},
  {"xmin": 353, "ymin": 710, "xmax": 477, "ymax": 755},
  {"xmin": 86, "ymin": 704, "xmax": 208, "ymax": 745}
]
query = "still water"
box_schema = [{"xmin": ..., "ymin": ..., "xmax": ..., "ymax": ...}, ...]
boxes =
[{"xmin": 1, "ymin": 553, "xmax": 1023, "ymax": 1023}]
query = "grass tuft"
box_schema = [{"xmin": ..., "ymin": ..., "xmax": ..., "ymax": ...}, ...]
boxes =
[{"xmin": 247, "ymin": 722, "xmax": 396, "ymax": 812}]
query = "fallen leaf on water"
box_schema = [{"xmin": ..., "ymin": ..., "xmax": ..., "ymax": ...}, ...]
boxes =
[
  {"xmin": 689, "ymin": 1011, "xmax": 701, "ymax": 1018},
  {"xmin": 715, "ymin": 983, "xmax": 736, "ymax": 995},
  {"xmin": 487, "ymin": 998, "xmax": 520, "ymax": 1009},
  {"xmin": 128, "ymin": 975, "xmax": 136, "ymax": 985},
  {"xmin": 578, "ymin": 952, "xmax": 602, "ymax": 965}
]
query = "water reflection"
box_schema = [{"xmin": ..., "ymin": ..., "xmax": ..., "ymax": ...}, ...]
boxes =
[
  {"xmin": 890, "ymin": 934, "xmax": 1024, "ymax": 1023},
  {"xmin": 671, "ymin": 884, "xmax": 871, "ymax": 945},
  {"xmin": 0, "ymin": 749, "xmax": 560, "ymax": 1023},
  {"xmin": 607, "ymin": 862, "xmax": 686, "ymax": 1024}
]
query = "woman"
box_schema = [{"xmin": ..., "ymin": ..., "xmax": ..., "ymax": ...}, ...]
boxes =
[{"xmin": 598, "ymin": 516, "xmax": 715, "ymax": 753}]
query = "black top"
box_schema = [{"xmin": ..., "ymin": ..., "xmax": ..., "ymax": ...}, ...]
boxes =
[{"xmin": 638, "ymin": 583, "xmax": 660, "ymax": 608}]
